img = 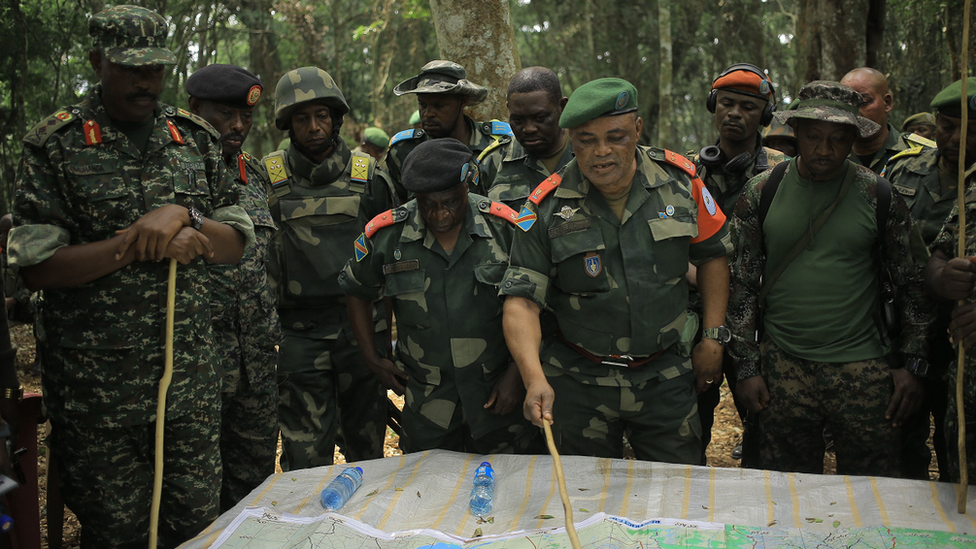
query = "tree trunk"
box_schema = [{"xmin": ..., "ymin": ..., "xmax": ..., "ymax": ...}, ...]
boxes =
[
  {"xmin": 368, "ymin": 0, "xmax": 401, "ymax": 130},
  {"xmin": 657, "ymin": 0, "xmax": 673, "ymax": 149},
  {"xmin": 427, "ymin": 0, "xmax": 522, "ymax": 121},
  {"xmin": 795, "ymin": 0, "xmax": 870, "ymax": 82},
  {"xmin": 240, "ymin": 0, "xmax": 283, "ymax": 157},
  {"xmin": 865, "ymin": 0, "xmax": 885, "ymax": 69}
]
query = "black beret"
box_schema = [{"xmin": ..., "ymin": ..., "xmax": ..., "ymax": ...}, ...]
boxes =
[
  {"xmin": 186, "ymin": 64, "xmax": 263, "ymax": 109},
  {"xmin": 401, "ymin": 138, "xmax": 476, "ymax": 194}
]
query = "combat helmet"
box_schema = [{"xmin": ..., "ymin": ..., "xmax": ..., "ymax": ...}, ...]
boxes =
[{"xmin": 274, "ymin": 67, "xmax": 349, "ymax": 130}]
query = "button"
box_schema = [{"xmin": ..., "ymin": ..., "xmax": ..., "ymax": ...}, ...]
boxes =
[{"xmin": 504, "ymin": 281, "xmax": 513, "ymax": 288}]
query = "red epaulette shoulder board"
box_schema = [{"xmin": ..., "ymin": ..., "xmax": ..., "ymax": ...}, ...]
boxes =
[
  {"xmin": 486, "ymin": 201, "xmax": 519, "ymax": 225},
  {"xmin": 660, "ymin": 149, "xmax": 698, "ymax": 179},
  {"xmin": 238, "ymin": 153, "xmax": 248, "ymax": 184},
  {"xmin": 528, "ymin": 173, "xmax": 562, "ymax": 205},
  {"xmin": 365, "ymin": 209, "xmax": 396, "ymax": 238}
]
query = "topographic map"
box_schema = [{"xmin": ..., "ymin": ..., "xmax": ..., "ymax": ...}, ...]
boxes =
[{"xmin": 208, "ymin": 508, "xmax": 976, "ymax": 549}]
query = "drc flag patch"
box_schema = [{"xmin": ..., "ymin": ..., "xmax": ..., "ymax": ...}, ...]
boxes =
[
  {"xmin": 514, "ymin": 204, "xmax": 537, "ymax": 232},
  {"xmin": 354, "ymin": 233, "xmax": 369, "ymax": 262}
]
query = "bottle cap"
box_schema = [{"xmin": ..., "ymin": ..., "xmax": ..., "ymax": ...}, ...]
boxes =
[
  {"xmin": 480, "ymin": 462, "xmax": 491, "ymax": 467},
  {"xmin": 355, "ymin": 466, "xmax": 363, "ymax": 473}
]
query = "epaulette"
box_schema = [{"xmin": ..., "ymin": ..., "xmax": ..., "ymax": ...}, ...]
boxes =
[
  {"xmin": 656, "ymin": 148, "xmax": 698, "ymax": 179},
  {"xmin": 349, "ymin": 151, "xmax": 373, "ymax": 184},
  {"xmin": 477, "ymin": 138, "xmax": 507, "ymax": 163},
  {"xmin": 905, "ymin": 133, "xmax": 937, "ymax": 149},
  {"xmin": 23, "ymin": 108, "xmax": 79, "ymax": 147},
  {"xmin": 365, "ymin": 208, "xmax": 405, "ymax": 238},
  {"xmin": 481, "ymin": 120, "xmax": 514, "ymax": 137},
  {"xmin": 263, "ymin": 150, "xmax": 290, "ymax": 197},
  {"xmin": 528, "ymin": 173, "xmax": 562, "ymax": 205},
  {"xmin": 880, "ymin": 145, "xmax": 925, "ymax": 178},
  {"xmin": 478, "ymin": 199, "xmax": 519, "ymax": 225},
  {"xmin": 237, "ymin": 151, "xmax": 264, "ymax": 185},
  {"xmin": 390, "ymin": 128, "xmax": 425, "ymax": 147},
  {"xmin": 173, "ymin": 107, "xmax": 221, "ymax": 140}
]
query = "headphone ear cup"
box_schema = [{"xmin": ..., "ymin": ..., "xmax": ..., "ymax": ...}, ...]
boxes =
[
  {"xmin": 706, "ymin": 90, "xmax": 717, "ymax": 114},
  {"xmin": 761, "ymin": 101, "xmax": 775, "ymax": 127}
]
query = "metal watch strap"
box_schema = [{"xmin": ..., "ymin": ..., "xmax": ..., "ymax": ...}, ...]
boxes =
[
  {"xmin": 188, "ymin": 206, "xmax": 204, "ymax": 231},
  {"xmin": 0, "ymin": 386, "xmax": 22, "ymax": 400}
]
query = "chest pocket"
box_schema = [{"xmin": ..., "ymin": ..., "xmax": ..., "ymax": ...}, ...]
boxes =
[
  {"xmin": 648, "ymin": 214, "xmax": 697, "ymax": 282},
  {"xmin": 276, "ymin": 194, "xmax": 362, "ymax": 301},
  {"xmin": 892, "ymin": 183, "xmax": 920, "ymax": 210},
  {"xmin": 551, "ymin": 223, "xmax": 610, "ymax": 295},
  {"xmin": 67, "ymin": 160, "xmax": 134, "ymax": 237},
  {"xmin": 383, "ymin": 267, "xmax": 430, "ymax": 328},
  {"xmin": 487, "ymin": 181, "xmax": 531, "ymax": 207}
]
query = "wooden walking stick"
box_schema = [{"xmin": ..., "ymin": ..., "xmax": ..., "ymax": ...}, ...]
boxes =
[
  {"xmin": 957, "ymin": 0, "xmax": 972, "ymax": 514},
  {"xmin": 542, "ymin": 421, "xmax": 583, "ymax": 549},
  {"xmin": 149, "ymin": 258, "xmax": 178, "ymax": 547}
]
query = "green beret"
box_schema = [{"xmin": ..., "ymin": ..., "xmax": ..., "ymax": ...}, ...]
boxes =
[
  {"xmin": 409, "ymin": 109, "xmax": 421, "ymax": 125},
  {"xmin": 930, "ymin": 78, "xmax": 976, "ymax": 118},
  {"xmin": 363, "ymin": 127, "xmax": 390, "ymax": 148},
  {"xmin": 559, "ymin": 78, "xmax": 638, "ymax": 129},
  {"xmin": 401, "ymin": 138, "xmax": 476, "ymax": 194},
  {"xmin": 901, "ymin": 112, "xmax": 936, "ymax": 131}
]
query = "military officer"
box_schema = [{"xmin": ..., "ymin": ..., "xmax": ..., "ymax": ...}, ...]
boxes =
[
  {"xmin": 341, "ymin": 139, "xmax": 540, "ymax": 454},
  {"xmin": 500, "ymin": 78, "xmax": 732, "ymax": 462},
  {"xmin": 478, "ymin": 67, "xmax": 573, "ymax": 209},
  {"xmin": 358, "ymin": 127, "xmax": 390, "ymax": 161},
  {"xmin": 761, "ymin": 117, "xmax": 798, "ymax": 158},
  {"xmin": 8, "ymin": 6, "xmax": 254, "ymax": 546},
  {"xmin": 186, "ymin": 63, "xmax": 282, "ymax": 511},
  {"xmin": 382, "ymin": 60, "xmax": 513, "ymax": 207},
  {"xmin": 263, "ymin": 67, "xmax": 392, "ymax": 470},
  {"xmin": 902, "ymin": 112, "xmax": 937, "ymax": 141}
]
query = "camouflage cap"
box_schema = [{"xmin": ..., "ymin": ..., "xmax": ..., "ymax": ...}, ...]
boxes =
[
  {"xmin": 363, "ymin": 127, "xmax": 390, "ymax": 148},
  {"xmin": 762, "ymin": 116, "xmax": 796, "ymax": 140},
  {"xmin": 393, "ymin": 60, "xmax": 488, "ymax": 105},
  {"xmin": 901, "ymin": 112, "xmax": 936, "ymax": 131},
  {"xmin": 930, "ymin": 77, "xmax": 976, "ymax": 118},
  {"xmin": 89, "ymin": 5, "xmax": 176, "ymax": 67},
  {"xmin": 273, "ymin": 67, "xmax": 349, "ymax": 130},
  {"xmin": 559, "ymin": 78, "xmax": 638, "ymax": 129},
  {"xmin": 772, "ymin": 80, "xmax": 881, "ymax": 138}
]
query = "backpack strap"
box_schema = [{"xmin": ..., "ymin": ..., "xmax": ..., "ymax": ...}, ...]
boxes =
[{"xmin": 758, "ymin": 161, "xmax": 789, "ymax": 229}]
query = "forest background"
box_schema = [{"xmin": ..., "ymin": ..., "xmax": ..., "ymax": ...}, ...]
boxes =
[{"xmin": 1, "ymin": 0, "xmax": 975, "ymax": 215}]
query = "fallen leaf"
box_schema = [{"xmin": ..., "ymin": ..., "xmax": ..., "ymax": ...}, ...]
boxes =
[
  {"xmin": 291, "ymin": 478, "xmax": 297, "ymax": 482},
  {"xmin": 579, "ymin": 507, "xmax": 589, "ymax": 512},
  {"xmin": 473, "ymin": 527, "xmax": 483, "ymax": 538},
  {"xmin": 535, "ymin": 514, "xmax": 555, "ymax": 519},
  {"xmin": 417, "ymin": 491, "xmax": 421, "ymax": 498},
  {"xmin": 487, "ymin": 517, "xmax": 494, "ymax": 524},
  {"xmin": 395, "ymin": 487, "xmax": 403, "ymax": 491},
  {"xmin": 271, "ymin": 500, "xmax": 278, "ymax": 506},
  {"xmin": 804, "ymin": 517, "xmax": 823, "ymax": 524},
  {"xmin": 365, "ymin": 489, "xmax": 378, "ymax": 497},
  {"xmin": 767, "ymin": 520, "xmax": 778, "ymax": 527},
  {"xmin": 702, "ymin": 505, "xmax": 709, "ymax": 510},
  {"xmin": 829, "ymin": 501, "xmax": 837, "ymax": 506},
  {"xmin": 832, "ymin": 520, "xmax": 841, "ymax": 528},
  {"xmin": 578, "ymin": 488, "xmax": 590, "ymax": 491}
]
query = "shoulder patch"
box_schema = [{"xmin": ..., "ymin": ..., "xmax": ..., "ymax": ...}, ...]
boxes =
[
  {"xmin": 658, "ymin": 148, "xmax": 698, "ymax": 178},
  {"xmin": 390, "ymin": 128, "xmax": 424, "ymax": 147},
  {"xmin": 528, "ymin": 173, "xmax": 563, "ymax": 205},
  {"xmin": 23, "ymin": 109, "xmax": 78, "ymax": 147},
  {"xmin": 893, "ymin": 184, "xmax": 918, "ymax": 197},
  {"xmin": 479, "ymin": 199, "xmax": 520, "ymax": 225},
  {"xmin": 174, "ymin": 108, "xmax": 221, "ymax": 140},
  {"xmin": 350, "ymin": 151, "xmax": 372, "ymax": 183},
  {"xmin": 482, "ymin": 120, "xmax": 514, "ymax": 137},
  {"xmin": 263, "ymin": 151, "xmax": 289, "ymax": 187},
  {"xmin": 365, "ymin": 208, "xmax": 401, "ymax": 238}
]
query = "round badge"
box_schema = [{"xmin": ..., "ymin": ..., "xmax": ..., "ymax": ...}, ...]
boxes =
[
  {"xmin": 55, "ymin": 111, "xmax": 71, "ymax": 121},
  {"xmin": 460, "ymin": 162, "xmax": 469, "ymax": 182},
  {"xmin": 615, "ymin": 91, "xmax": 629, "ymax": 110},
  {"xmin": 759, "ymin": 80, "xmax": 771, "ymax": 96},
  {"xmin": 394, "ymin": 249, "xmax": 401, "ymax": 260},
  {"xmin": 665, "ymin": 205, "xmax": 675, "ymax": 217},
  {"xmin": 246, "ymin": 85, "xmax": 262, "ymax": 106},
  {"xmin": 702, "ymin": 187, "xmax": 717, "ymax": 216}
]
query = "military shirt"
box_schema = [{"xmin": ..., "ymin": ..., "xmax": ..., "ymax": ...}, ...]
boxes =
[
  {"xmin": 692, "ymin": 142, "xmax": 786, "ymax": 217},
  {"xmin": 849, "ymin": 122, "xmax": 914, "ymax": 175},
  {"xmin": 499, "ymin": 146, "xmax": 732, "ymax": 385},
  {"xmin": 479, "ymin": 137, "xmax": 575, "ymax": 209},
  {"xmin": 338, "ymin": 194, "xmax": 517, "ymax": 438},
  {"xmin": 884, "ymin": 147, "xmax": 961, "ymax": 246},
  {"xmin": 209, "ymin": 151, "xmax": 283, "ymax": 392},
  {"xmin": 264, "ymin": 140, "xmax": 391, "ymax": 337},
  {"xmin": 8, "ymin": 86, "xmax": 254, "ymax": 426},
  {"xmin": 728, "ymin": 159, "xmax": 933, "ymax": 380}
]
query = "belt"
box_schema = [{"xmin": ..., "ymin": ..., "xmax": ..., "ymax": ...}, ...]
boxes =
[{"xmin": 557, "ymin": 332, "xmax": 663, "ymax": 369}]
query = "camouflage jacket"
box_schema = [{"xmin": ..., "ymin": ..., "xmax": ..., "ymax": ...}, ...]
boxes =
[
  {"xmin": 478, "ymin": 137, "xmax": 574, "ymax": 209},
  {"xmin": 691, "ymin": 139, "xmax": 786, "ymax": 217},
  {"xmin": 380, "ymin": 116, "xmax": 513, "ymax": 207},
  {"xmin": 883, "ymin": 146, "xmax": 962, "ymax": 246},
  {"xmin": 338, "ymin": 194, "xmax": 518, "ymax": 438},
  {"xmin": 263, "ymin": 140, "xmax": 391, "ymax": 337},
  {"xmin": 209, "ymin": 151, "xmax": 283, "ymax": 392},
  {"xmin": 8, "ymin": 86, "xmax": 253, "ymax": 426},
  {"xmin": 849, "ymin": 122, "xmax": 914, "ymax": 175},
  {"xmin": 499, "ymin": 146, "xmax": 732, "ymax": 385},
  {"xmin": 727, "ymin": 159, "xmax": 933, "ymax": 380}
]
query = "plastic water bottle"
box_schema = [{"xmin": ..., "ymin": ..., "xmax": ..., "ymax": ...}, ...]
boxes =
[
  {"xmin": 469, "ymin": 462, "xmax": 494, "ymax": 516},
  {"xmin": 320, "ymin": 466, "xmax": 363, "ymax": 512}
]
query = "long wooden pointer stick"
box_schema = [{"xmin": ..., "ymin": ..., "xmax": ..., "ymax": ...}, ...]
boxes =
[
  {"xmin": 542, "ymin": 421, "xmax": 582, "ymax": 549},
  {"xmin": 149, "ymin": 258, "xmax": 178, "ymax": 547},
  {"xmin": 957, "ymin": 0, "xmax": 972, "ymax": 515}
]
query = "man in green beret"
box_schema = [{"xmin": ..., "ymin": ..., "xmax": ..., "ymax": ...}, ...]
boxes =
[
  {"xmin": 8, "ymin": 5, "xmax": 254, "ymax": 545},
  {"xmin": 500, "ymin": 78, "xmax": 732, "ymax": 462},
  {"xmin": 358, "ymin": 126, "xmax": 390, "ymax": 160},
  {"xmin": 919, "ymin": 77, "xmax": 976, "ymax": 485},
  {"xmin": 903, "ymin": 112, "xmax": 937, "ymax": 141},
  {"xmin": 341, "ymin": 139, "xmax": 540, "ymax": 454},
  {"xmin": 185, "ymin": 63, "xmax": 282, "ymax": 511},
  {"xmin": 729, "ymin": 80, "xmax": 932, "ymax": 477},
  {"xmin": 262, "ymin": 67, "xmax": 392, "ymax": 471}
]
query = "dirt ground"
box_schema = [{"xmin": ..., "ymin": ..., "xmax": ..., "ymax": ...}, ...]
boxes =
[{"xmin": 10, "ymin": 322, "xmax": 939, "ymax": 548}]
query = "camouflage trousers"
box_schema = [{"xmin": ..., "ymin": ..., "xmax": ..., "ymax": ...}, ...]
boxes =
[
  {"xmin": 544, "ymin": 362, "xmax": 701, "ymax": 464},
  {"xmin": 277, "ymin": 327, "xmax": 386, "ymax": 471},
  {"xmin": 50, "ymin": 403, "xmax": 220, "ymax": 549},
  {"xmin": 219, "ymin": 365, "xmax": 278, "ymax": 512},
  {"xmin": 943, "ymin": 356, "xmax": 976, "ymax": 484},
  {"xmin": 756, "ymin": 339, "xmax": 899, "ymax": 476}
]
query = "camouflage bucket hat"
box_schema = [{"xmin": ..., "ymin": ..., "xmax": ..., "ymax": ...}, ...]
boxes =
[
  {"xmin": 393, "ymin": 60, "xmax": 489, "ymax": 105},
  {"xmin": 274, "ymin": 67, "xmax": 349, "ymax": 130},
  {"xmin": 772, "ymin": 80, "xmax": 880, "ymax": 138},
  {"xmin": 762, "ymin": 117, "xmax": 796, "ymax": 140},
  {"xmin": 90, "ymin": 5, "xmax": 176, "ymax": 66}
]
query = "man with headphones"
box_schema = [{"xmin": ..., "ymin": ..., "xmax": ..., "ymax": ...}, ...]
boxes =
[
  {"xmin": 341, "ymin": 139, "xmax": 541, "ymax": 454},
  {"xmin": 693, "ymin": 63, "xmax": 785, "ymax": 464}
]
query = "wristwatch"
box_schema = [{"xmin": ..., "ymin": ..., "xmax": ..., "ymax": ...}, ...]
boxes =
[
  {"xmin": 904, "ymin": 357, "xmax": 931, "ymax": 378},
  {"xmin": 702, "ymin": 325, "xmax": 732, "ymax": 345},
  {"xmin": 0, "ymin": 386, "xmax": 22, "ymax": 401},
  {"xmin": 187, "ymin": 206, "xmax": 204, "ymax": 231}
]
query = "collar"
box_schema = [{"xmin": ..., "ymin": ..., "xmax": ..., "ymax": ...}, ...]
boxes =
[{"xmin": 286, "ymin": 138, "xmax": 351, "ymax": 184}]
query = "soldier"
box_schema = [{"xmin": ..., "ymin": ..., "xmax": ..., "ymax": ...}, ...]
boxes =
[
  {"xmin": 917, "ymin": 77, "xmax": 976, "ymax": 484},
  {"xmin": 7, "ymin": 5, "xmax": 254, "ymax": 546},
  {"xmin": 729, "ymin": 81, "xmax": 932, "ymax": 477},
  {"xmin": 359, "ymin": 127, "xmax": 390, "ymax": 161},
  {"xmin": 185, "ymin": 63, "xmax": 281, "ymax": 511},
  {"xmin": 761, "ymin": 118, "xmax": 797, "ymax": 158},
  {"xmin": 841, "ymin": 67, "xmax": 930, "ymax": 174},
  {"xmin": 477, "ymin": 67, "xmax": 573, "ymax": 209},
  {"xmin": 1, "ymin": 214, "xmax": 34, "ymax": 324},
  {"xmin": 692, "ymin": 63, "xmax": 785, "ymax": 463},
  {"xmin": 500, "ymin": 78, "xmax": 732, "ymax": 462},
  {"xmin": 902, "ymin": 112, "xmax": 937, "ymax": 141},
  {"xmin": 340, "ymin": 139, "xmax": 540, "ymax": 454},
  {"xmin": 383, "ymin": 60, "xmax": 513, "ymax": 206},
  {"xmin": 263, "ymin": 67, "xmax": 391, "ymax": 471}
]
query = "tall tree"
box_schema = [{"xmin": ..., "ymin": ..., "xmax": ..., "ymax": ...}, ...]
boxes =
[
  {"xmin": 658, "ymin": 0, "xmax": 673, "ymax": 148},
  {"xmin": 795, "ymin": 0, "xmax": 871, "ymax": 81}
]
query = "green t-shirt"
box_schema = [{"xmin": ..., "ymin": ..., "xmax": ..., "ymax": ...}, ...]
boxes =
[{"xmin": 762, "ymin": 161, "xmax": 885, "ymax": 362}]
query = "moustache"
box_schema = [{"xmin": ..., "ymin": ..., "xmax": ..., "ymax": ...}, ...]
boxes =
[
  {"xmin": 222, "ymin": 132, "xmax": 246, "ymax": 143},
  {"xmin": 125, "ymin": 91, "xmax": 158, "ymax": 102}
]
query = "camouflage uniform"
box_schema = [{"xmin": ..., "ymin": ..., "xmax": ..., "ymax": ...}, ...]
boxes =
[
  {"xmin": 499, "ymin": 145, "xmax": 732, "ymax": 463},
  {"xmin": 9, "ymin": 83, "xmax": 253, "ymax": 546},
  {"xmin": 339, "ymin": 194, "xmax": 540, "ymax": 454},
  {"xmin": 209, "ymin": 152, "xmax": 282, "ymax": 510},
  {"xmin": 478, "ymin": 137, "xmax": 574, "ymax": 209},
  {"xmin": 264, "ymin": 138, "xmax": 391, "ymax": 470},
  {"xmin": 849, "ymin": 122, "xmax": 917, "ymax": 175}
]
